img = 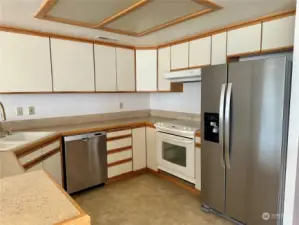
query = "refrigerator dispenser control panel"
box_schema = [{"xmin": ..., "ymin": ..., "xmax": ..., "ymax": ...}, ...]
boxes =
[{"xmin": 204, "ymin": 113, "xmax": 219, "ymax": 143}]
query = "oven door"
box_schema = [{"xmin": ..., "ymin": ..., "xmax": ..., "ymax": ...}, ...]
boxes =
[{"xmin": 157, "ymin": 132, "xmax": 195, "ymax": 183}]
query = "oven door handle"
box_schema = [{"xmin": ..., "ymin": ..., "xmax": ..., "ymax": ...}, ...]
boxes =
[{"xmin": 157, "ymin": 132, "xmax": 194, "ymax": 144}]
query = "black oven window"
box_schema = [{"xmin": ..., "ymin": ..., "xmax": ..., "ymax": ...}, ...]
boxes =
[{"xmin": 162, "ymin": 142, "xmax": 186, "ymax": 167}]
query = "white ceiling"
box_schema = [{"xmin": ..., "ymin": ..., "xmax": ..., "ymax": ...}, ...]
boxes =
[{"xmin": 0, "ymin": 0, "xmax": 296, "ymax": 46}]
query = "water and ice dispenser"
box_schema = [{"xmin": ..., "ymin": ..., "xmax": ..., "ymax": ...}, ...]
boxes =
[{"xmin": 204, "ymin": 113, "xmax": 219, "ymax": 143}]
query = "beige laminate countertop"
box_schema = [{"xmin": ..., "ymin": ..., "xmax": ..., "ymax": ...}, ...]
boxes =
[
  {"xmin": 25, "ymin": 116, "xmax": 201, "ymax": 135},
  {"xmin": 0, "ymin": 170, "xmax": 90, "ymax": 225}
]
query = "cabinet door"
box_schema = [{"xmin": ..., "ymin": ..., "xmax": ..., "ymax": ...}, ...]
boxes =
[
  {"xmin": 94, "ymin": 45, "xmax": 117, "ymax": 91},
  {"xmin": 262, "ymin": 16, "xmax": 295, "ymax": 51},
  {"xmin": 158, "ymin": 47, "xmax": 171, "ymax": 91},
  {"xmin": 0, "ymin": 32, "xmax": 52, "ymax": 92},
  {"xmin": 189, "ymin": 36, "xmax": 211, "ymax": 68},
  {"xmin": 132, "ymin": 127, "xmax": 146, "ymax": 171},
  {"xmin": 116, "ymin": 48, "xmax": 135, "ymax": 91},
  {"xmin": 146, "ymin": 127, "xmax": 157, "ymax": 171},
  {"xmin": 211, "ymin": 32, "xmax": 227, "ymax": 65},
  {"xmin": 43, "ymin": 151, "xmax": 63, "ymax": 186},
  {"xmin": 51, "ymin": 38, "xmax": 95, "ymax": 92},
  {"xmin": 195, "ymin": 147, "xmax": 201, "ymax": 191},
  {"xmin": 170, "ymin": 42, "xmax": 189, "ymax": 70},
  {"xmin": 136, "ymin": 50, "xmax": 157, "ymax": 91},
  {"xmin": 227, "ymin": 23, "xmax": 262, "ymax": 56}
]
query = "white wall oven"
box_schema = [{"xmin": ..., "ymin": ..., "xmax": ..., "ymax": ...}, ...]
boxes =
[{"xmin": 155, "ymin": 122, "xmax": 198, "ymax": 183}]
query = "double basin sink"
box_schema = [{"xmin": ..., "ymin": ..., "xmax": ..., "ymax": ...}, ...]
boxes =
[{"xmin": 0, "ymin": 132, "xmax": 54, "ymax": 151}]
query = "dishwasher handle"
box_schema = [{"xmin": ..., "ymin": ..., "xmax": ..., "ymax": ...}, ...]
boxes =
[{"xmin": 64, "ymin": 131, "xmax": 106, "ymax": 142}]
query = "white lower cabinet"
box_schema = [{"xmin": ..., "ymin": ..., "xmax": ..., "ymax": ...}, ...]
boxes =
[
  {"xmin": 43, "ymin": 151, "xmax": 63, "ymax": 186},
  {"xmin": 18, "ymin": 139, "xmax": 63, "ymax": 186},
  {"xmin": 108, "ymin": 161, "xmax": 133, "ymax": 178},
  {"xmin": 195, "ymin": 147, "xmax": 201, "ymax": 191},
  {"xmin": 146, "ymin": 127, "xmax": 157, "ymax": 171},
  {"xmin": 132, "ymin": 127, "xmax": 147, "ymax": 171}
]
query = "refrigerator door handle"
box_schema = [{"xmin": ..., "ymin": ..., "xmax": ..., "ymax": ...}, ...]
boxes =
[
  {"xmin": 225, "ymin": 83, "xmax": 232, "ymax": 169},
  {"xmin": 219, "ymin": 83, "xmax": 226, "ymax": 168}
]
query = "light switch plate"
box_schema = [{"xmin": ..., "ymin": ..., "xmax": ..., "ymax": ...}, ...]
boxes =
[
  {"xmin": 16, "ymin": 107, "xmax": 23, "ymax": 116},
  {"xmin": 29, "ymin": 106, "xmax": 35, "ymax": 115}
]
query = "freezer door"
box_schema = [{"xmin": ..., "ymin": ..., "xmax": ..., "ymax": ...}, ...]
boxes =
[
  {"xmin": 226, "ymin": 57, "xmax": 290, "ymax": 224},
  {"xmin": 201, "ymin": 64, "xmax": 227, "ymax": 213}
]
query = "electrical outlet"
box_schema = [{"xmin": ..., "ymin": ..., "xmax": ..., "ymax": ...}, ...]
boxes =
[
  {"xmin": 28, "ymin": 106, "xmax": 35, "ymax": 115},
  {"xmin": 120, "ymin": 102, "xmax": 124, "ymax": 109},
  {"xmin": 16, "ymin": 107, "xmax": 23, "ymax": 116}
]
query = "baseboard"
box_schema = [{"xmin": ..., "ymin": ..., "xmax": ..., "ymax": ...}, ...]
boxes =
[
  {"xmin": 106, "ymin": 168, "xmax": 147, "ymax": 184},
  {"xmin": 147, "ymin": 168, "xmax": 201, "ymax": 196}
]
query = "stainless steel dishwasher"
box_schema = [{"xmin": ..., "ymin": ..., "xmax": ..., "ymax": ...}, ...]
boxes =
[{"xmin": 64, "ymin": 132, "xmax": 107, "ymax": 194}]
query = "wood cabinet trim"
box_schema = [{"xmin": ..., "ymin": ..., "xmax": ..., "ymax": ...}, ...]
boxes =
[
  {"xmin": 14, "ymin": 135, "xmax": 61, "ymax": 158},
  {"xmin": 157, "ymin": 9, "xmax": 295, "ymax": 48},
  {"xmin": 43, "ymin": 171, "xmax": 89, "ymax": 225},
  {"xmin": 108, "ymin": 158, "xmax": 132, "ymax": 167},
  {"xmin": 107, "ymin": 134, "xmax": 132, "ymax": 141},
  {"xmin": 195, "ymin": 143, "xmax": 201, "ymax": 148},
  {"xmin": 23, "ymin": 148, "xmax": 60, "ymax": 170},
  {"xmin": 108, "ymin": 146, "xmax": 132, "ymax": 155}
]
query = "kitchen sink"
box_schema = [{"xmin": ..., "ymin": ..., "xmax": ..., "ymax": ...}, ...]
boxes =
[
  {"xmin": 0, "ymin": 142, "xmax": 21, "ymax": 151},
  {"xmin": 0, "ymin": 132, "xmax": 54, "ymax": 151},
  {"xmin": 1, "ymin": 132, "xmax": 53, "ymax": 142}
]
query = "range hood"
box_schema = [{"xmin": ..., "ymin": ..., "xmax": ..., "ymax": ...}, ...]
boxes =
[{"xmin": 164, "ymin": 68, "xmax": 201, "ymax": 83}]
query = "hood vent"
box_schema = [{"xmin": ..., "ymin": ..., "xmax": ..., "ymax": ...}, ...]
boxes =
[{"xmin": 164, "ymin": 68, "xmax": 201, "ymax": 83}]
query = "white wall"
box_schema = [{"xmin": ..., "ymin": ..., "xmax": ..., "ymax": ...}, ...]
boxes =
[
  {"xmin": 150, "ymin": 82, "xmax": 201, "ymax": 114},
  {"xmin": 0, "ymin": 93, "xmax": 150, "ymax": 121},
  {"xmin": 284, "ymin": 4, "xmax": 299, "ymax": 225}
]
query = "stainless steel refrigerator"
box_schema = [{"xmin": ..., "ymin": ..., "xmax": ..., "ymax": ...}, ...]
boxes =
[{"xmin": 201, "ymin": 56, "xmax": 292, "ymax": 225}]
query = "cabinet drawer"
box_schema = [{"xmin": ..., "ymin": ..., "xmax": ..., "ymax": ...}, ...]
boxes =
[
  {"xmin": 108, "ymin": 161, "xmax": 132, "ymax": 178},
  {"xmin": 19, "ymin": 140, "xmax": 60, "ymax": 165},
  {"xmin": 107, "ymin": 150, "xmax": 132, "ymax": 164},
  {"xmin": 107, "ymin": 129, "xmax": 132, "ymax": 138},
  {"xmin": 107, "ymin": 137, "xmax": 132, "ymax": 151}
]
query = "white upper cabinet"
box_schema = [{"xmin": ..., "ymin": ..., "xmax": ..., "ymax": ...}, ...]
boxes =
[
  {"xmin": 136, "ymin": 49, "xmax": 157, "ymax": 91},
  {"xmin": 189, "ymin": 36, "xmax": 211, "ymax": 68},
  {"xmin": 0, "ymin": 32, "xmax": 52, "ymax": 92},
  {"xmin": 211, "ymin": 32, "xmax": 227, "ymax": 65},
  {"xmin": 132, "ymin": 127, "xmax": 146, "ymax": 171},
  {"xmin": 227, "ymin": 23, "xmax": 262, "ymax": 56},
  {"xmin": 158, "ymin": 47, "xmax": 171, "ymax": 91},
  {"xmin": 262, "ymin": 16, "xmax": 295, "ymax": 51},
  {"xmin": 116, "ymin": 48, "xmax": 135, "ymax": 91},
  {"xmin": 170, "ymin": 42, "xmax": 189, "ymax": 70},
  {"xmin": 94, "ymin": 45, "xmax": 117, "ymax": 92},
  {"xmin": 51, "ymin": 38, "xmax": 95, "ymax": 92}
]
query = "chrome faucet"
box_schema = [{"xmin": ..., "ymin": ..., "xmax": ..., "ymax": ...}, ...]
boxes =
[{"xmin": 0, "ymin": 101, "xmax": 8, "ymax": 138}]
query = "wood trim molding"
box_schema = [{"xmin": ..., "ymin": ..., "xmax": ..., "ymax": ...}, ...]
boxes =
[
  {"xmin": 107, "ymin": 134, "xmax": 132, "ymax": 141},
  {"xmin": 108, "ymin": 146, "xmax": 132, "ymax": 155},
  {"xmin": 35, "ymin": 0, "xmax": 222, "ymax": 37},
  {"xmin": 23, "ymin": 148, "xmax": 61, "ymax": 170},
  {"xmin": 0, "ymin": 25, "xmax": 135, "ymax": 50},
  {"xmin": 35, "ymin": 0, "xmax": 58, "ymax": 18},
  {"xmin": 145, "ymin": 122, "xmax": 155, "ymax": 128},
  {"xmin": 157, "ymin": 9, "xmax": 296, "ymax": 48},
  {"xmin": 96, "ymin": 0, "xmax": 150, "ymax": 28},
  {"xmin": 107, "ymin": 127, "xmax": 132, "ymax": 133},
  {"xmin": 44, "ymin": 171, "xmax": 90, "ymax": 225},
  {"xmin": 108, "ymin": 158, "xmax": 132, "ymax": 167},
  {"xmin": 106, "ymin": 168, "xmax": 147, "ymax": 184},
  {"xmin": 147, "ymin": 168, "xmax": 200, "ymax": 195},
  {"xmin": 14, "ymin": 135, "xmax": 61, "ymax": 158},
  {"xmin": 195, "ymin": 143, "xmax": 201, "ymax": 148},
  {"xmin": 226, "ymin": 46, "xmax": 294, "ymax": 61}
]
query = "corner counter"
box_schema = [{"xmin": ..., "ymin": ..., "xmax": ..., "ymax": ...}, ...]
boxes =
[{"xmin": 0, "ymin": 170, "xmax": 90, "ymax": 225}]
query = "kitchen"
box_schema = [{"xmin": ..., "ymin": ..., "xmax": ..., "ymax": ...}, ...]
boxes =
[{"xmin": 0, "ymin": 0, "xmax": 299, "ymax": 225}]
